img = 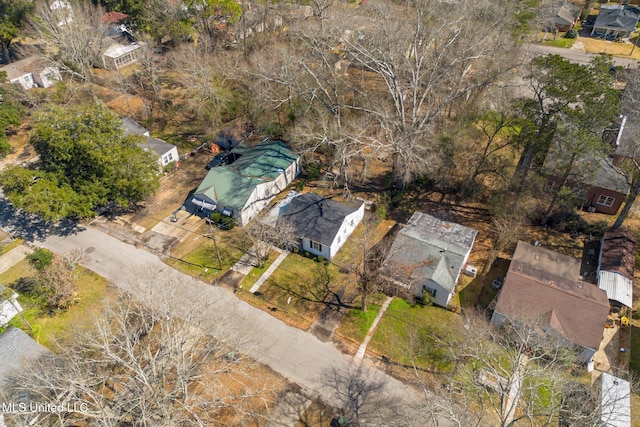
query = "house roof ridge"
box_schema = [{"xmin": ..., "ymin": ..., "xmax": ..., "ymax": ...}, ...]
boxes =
[{"xmin": 510, "ymin": 269, "xmax": 609, "ymax": 307}]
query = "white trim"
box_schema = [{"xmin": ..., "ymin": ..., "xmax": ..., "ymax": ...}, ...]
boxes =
[{"xmin": 596, "ymin": 195, "xmax": 615, "ymax": 208}]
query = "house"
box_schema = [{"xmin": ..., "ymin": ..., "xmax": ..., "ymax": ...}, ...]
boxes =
[
  {"xmin": 267, "ymin": 191, "xmax": 365, "ymax": 260},
  {"xmin": 0, "ymin": 327, "xmax": 49, "ymax": 387},
  {"xmin": 597, "ymin": 228, "xmax": 635, "ymax": 309},
  {"xmin": 599, "ymin": 372, "xmax": 631, "ymax": 427},
  {"xmin": 491, "ymin": 241, "xmax": 610, "ymax": 364},
  {"xmin": 0, "ymin": 57, "xmax": 61, "ymax": 90},
  {"xmin": 545, "ymin": 155, "xmax": 630, "ymax": 215},
  {"xmin": 549, "ymin": 1, "xmax": 582, "ymax": 32},
  {"xmin": 379, "ymin": 211, "xmax": 477, "ymax": 307},
  {"xmin": 591, "ymin": 5, "xmax": 640, "ymax": 39},
  {"xmin": 0, "ymin": 285, "xmax": 22, "ymax": 327},
  {"xmin": 120, "ymin": 117, "xmax": 179, "ymax": 168},
  {"xmin": 191, "ymin": 139, "xmax": 301, "ymax": 226},
  {"xmin": 49, "ymin": 0, "xmax": 73, "ymax": 26},
  {"xmin": 102, "ymin": 40, "xmax": 145, "ymax": 70}
]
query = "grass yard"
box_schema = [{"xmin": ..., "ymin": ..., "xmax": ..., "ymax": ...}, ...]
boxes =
[
  {"xmin": 334, "ymin": 301, "xmax": 382, "ymax": 355},
  {"xmin": 239, "ymin": 250, "xmax": 279, "ymax": 290},
  {"xmin": 368, "ymin": 298, "xmax": 462, "ymax": 373},
  {"xmin": 583, "ymin": 37, "xmax": 640, "ymax": 59},
  {"xmin": 1, "ymin": 260, "xmax": 115, "ymax": 350},
  {"xmin": 543, "ymin": 37, "xmax": 577, "ymax": 48},
  {"xmin": 0, "ymin": 238, "xmax": 23, "ymax": 256},
  {"xmin": 238, "ymin": 253, "xmax": 355, "ymax": 330},
  {"xmin": 168, "ymin": 227, "xmax": 251, "ymax": 282}
]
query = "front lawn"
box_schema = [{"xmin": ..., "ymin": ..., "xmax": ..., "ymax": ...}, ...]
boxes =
[
  {"xmin": 367, "ymin": 298, "xmax": 462, "ymax": 373},
  {"xmin": 1, "ymin": 259, "xmax": 114, "ymax": 350},
  {"xmin": 238, "ymin": 253, "xmax": 357, "ymax": 330},
  {"xmin": 167, "ymin": 227, "xmax": 251, "ymax": 282},
  {"xmin": 239, "ymin": 250, "xmax": 279, "ymax": 290},
  {"xmin": 334, "ymin": 299, "xmax": 383, "ymax": 355}
]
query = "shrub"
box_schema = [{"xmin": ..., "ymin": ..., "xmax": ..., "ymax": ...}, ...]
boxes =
[
  {"xmin": 209, "ymin": 212, "xmax": 235, "ymax": 229},
  {"xmin": 27, "ymin": 248, "xmax": 54, "ymax": 272},
  {"xmin": 163, "ymin": 160, "xmax": 177, "ymax": 174},
  {"xmin": 307, "ymin": 162, "xmax": 321, "ymax": 181},
  {"xmin": 293, "ymin": 247, "xmax": 299, "ymax": 254},
  {"xmin": 317, "ymin": 255, "xmax": 325, "ymax": 263},
  {"xmin": 564, "ymin": 29, "xmax": 577, "ymax": 39}
]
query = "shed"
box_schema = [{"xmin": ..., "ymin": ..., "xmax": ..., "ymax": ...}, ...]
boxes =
[
  {"xmin": 597, "ymin": 228, "xmax": 636, "ymax": 308},
  {"xmin": 600, "ymin": 372, "xmax": 631, "ymax": 427}
]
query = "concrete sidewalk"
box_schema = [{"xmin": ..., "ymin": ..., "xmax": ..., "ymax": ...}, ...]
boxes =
[
  {"xmin": 249, "ymin": 250, "xmax": 289, "ymax": 293},
  {"xmin": 0, "ymin": 245, "xmax": 32, "ymax": 275},
  {"xmin": 355, "ymin": 296, "xmax": 393, "ymax": 361},
  {"xmin": 36, "ymin": 227, "xmax": 422, "ymax": 414}
]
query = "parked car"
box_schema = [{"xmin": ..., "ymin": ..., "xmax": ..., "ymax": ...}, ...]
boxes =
[{"xmin": 206, "ymin": 151, "xmax": 243, "ymax": 170}]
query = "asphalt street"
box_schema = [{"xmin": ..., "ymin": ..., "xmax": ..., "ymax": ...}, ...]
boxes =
[
  {"xmin": 524, "ymin": 43, "xmax": 639, "ymax": 68},
  {"xmin": 0, "ymin": 200, "xmax": 423, "ymax": 421}
]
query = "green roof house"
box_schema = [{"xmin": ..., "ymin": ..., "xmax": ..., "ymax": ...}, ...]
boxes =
[{"xmin": 191, "ymin": 140, "xmax": 301, "ymax": 226}]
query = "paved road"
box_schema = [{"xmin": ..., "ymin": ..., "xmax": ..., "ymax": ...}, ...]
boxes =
[
  {"xmin": 524, "ymin": 43, "xmax": 639, "ymax": 68},
  {"xmin": 1, "ymin": 216, "xmax": 423, "ymax": 420}
]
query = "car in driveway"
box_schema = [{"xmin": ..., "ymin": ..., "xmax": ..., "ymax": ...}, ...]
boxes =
[{"xmin": 206, "ymin": 151, "xmax": 243, "ymax": 170}]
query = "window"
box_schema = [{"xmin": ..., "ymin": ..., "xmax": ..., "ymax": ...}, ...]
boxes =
[
  {"xmin": 424, "ymin": 287, "xmax": 437, "ymax": 298},
  {"xmin": 310, "ymin": 240, "xmax": 322, "ymax": 251},
  {"xmin": 574, "ymin": 188, "xmax": 587, "ymax": 201},
  {"xmin": 596, "ymin": 195, "xmax": 615, "ymax": 208}
]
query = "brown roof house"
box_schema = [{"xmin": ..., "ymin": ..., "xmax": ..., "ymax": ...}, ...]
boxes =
[
  {"xmin": 597, "ymin": 229, "xmax": 636, "ymax": 309},
  {"xmin": 380, "ymin": 211, "xmax": 477, "ymax": 308},
  {"xmin": 548, "ymin": 1, "xmax": 582, "ymax": 32},
  {"xmin": 491, "ymin": 241, "xmax": 610, "ymax": 364}
]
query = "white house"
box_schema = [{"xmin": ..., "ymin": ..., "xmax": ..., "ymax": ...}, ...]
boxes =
[
  {"xmin": 380, "ymin": 211, "xmax": 477, "ymax": 307},
  {"xmin": 192, "ymin": 140, "xmax": 300, "ymax": 226},
  {"xmin": 0, "ymin": 286, "xmax": 22, "ymax": 328},
  {"xmin": 120, "ymin": 117, "xmax": 179, "ymax": 168},
  {"xmin": 267, "ymin": 191, "xmax": 364, "ymax": 260},
  {"xmin": 0, "ymin": 57, "xmax": 61, "ymax": 90}
]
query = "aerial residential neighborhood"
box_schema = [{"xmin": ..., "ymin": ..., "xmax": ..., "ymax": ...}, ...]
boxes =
[{"xmin": 0, "ymin": 0, "xmax": 640, "ymax": 426}]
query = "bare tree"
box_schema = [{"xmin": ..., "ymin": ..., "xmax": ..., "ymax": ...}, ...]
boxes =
[
  {"xmin": 245, "ymin": 219, "xmax": 298, "ymax": 268},
  {"xmin": 483, "ymin": 213, "xmax": 526, "ymax": 274},
  {"xmin": 168, "ymin": 43, "xmax": 239, "ymax": 124},
  {"xmin": 1, "ymin": 291, "xmax": 280, "ymax": 426},
  {"xmin": 27, "ymin": 0, "xmax": 111, "ymax": 83},
  {"xmin": 328, "ymin": 0, "xmax": 521, "ymax": 188}
]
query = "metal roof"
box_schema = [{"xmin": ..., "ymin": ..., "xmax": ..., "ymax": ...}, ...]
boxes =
[
  {"xmin": 193, "ymin": 140, "xmax": 299, "ymax": 212},
  {"xmin": 598, "ymin": 271, "xmax": 633, "ymax": 307},
  {"xmin": 600, "ymin": 372, "xmax": 631, "ymax": 427}
]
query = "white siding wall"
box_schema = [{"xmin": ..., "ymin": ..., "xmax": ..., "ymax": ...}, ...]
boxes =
[
  {"xmin": 328, "ymin": 203, "xmax": 365, "ymax": 260},
  {"xmin": 301, "ymin": 237, "xmax": 331, "ymax": 260},
  {"xmin": 424, "ymin": 279, "xmax": 452, "ymax": 307},
  {"xmin": 240, "ymin": 157, "xmax": 300, "ymax": 226},
  {"xmin": 159, "ymin": 146, "xmax": 179, "ymax": 167}
]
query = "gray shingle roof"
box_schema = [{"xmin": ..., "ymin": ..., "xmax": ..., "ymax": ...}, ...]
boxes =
[
  {"xmin": 381, "ymin": 212, "xmax": 477, "ymax": 293},
  {"xmin": 279, "ymin": 192, "xmax": 362, "ymax": 245},
  {"xmin": 0, "ymin": 327, "xmax": 49, "ymax": 385},
  {"xmin": 593, "ymin": 6, "xmax": 639, "ymax": 32},
  {"xmin": 121, "ymin": 117, "xmax": 149, "ymax": 137}
]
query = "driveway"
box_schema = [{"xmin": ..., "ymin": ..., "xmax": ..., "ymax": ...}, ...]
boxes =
[{"xmin": 0, "ymin": 197, "xmax": 426, "ymax": 422}]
